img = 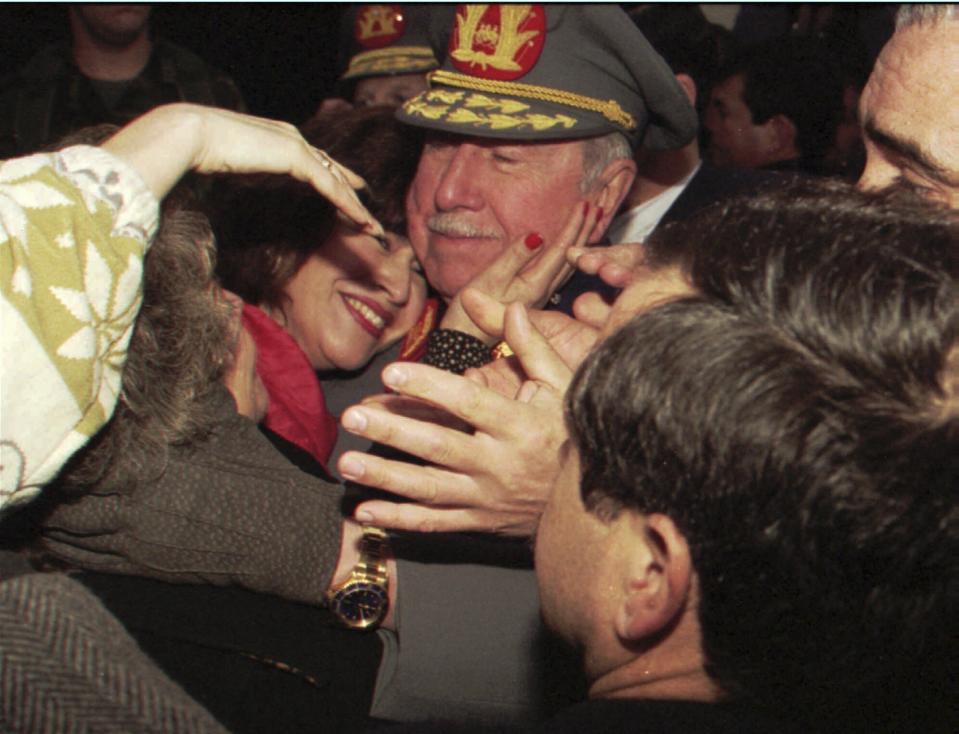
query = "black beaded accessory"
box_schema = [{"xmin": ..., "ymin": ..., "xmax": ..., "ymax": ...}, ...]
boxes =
[{"xmin": 424, "ymin": 329, "xmax": 493, "ymax": 374}]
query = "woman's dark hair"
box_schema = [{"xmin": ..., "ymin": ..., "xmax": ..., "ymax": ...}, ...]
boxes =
[{"xmin": 212, "ymin": 106, "xmax": 423, "ymax": 310}]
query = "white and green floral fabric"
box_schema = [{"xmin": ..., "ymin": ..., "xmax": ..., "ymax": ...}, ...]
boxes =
[{"xmin": 1, "ymin": 145, "xmax": 158, "ymax": 511}]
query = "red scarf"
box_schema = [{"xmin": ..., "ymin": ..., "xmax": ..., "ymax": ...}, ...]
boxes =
[{"xmin": 241, "ymin": 303, "xmax": 337, "ymax": 469}]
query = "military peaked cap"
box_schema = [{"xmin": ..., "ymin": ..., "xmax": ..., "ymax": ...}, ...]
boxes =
[
  {"xmin": 340, "ymin": 4, "xmax": 439, "ymax": 82},
  {"xmin": 397, "ymin": 3, "xmax": 697, "ymax": 150}
]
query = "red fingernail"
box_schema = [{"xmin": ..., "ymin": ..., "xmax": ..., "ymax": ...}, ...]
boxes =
[
  {"xmin": 525, "ymin": 232, "xmax": 544, "ymax": 250},
  {"xmin": 583, "ymin": 201, "xmax": 590, "ymax": 216},
  {"xmin": 597, "ymin": 207, "xmax": 604, "ymax": 221}
]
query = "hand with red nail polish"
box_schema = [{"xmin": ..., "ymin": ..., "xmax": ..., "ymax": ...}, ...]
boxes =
[
  {"xmin": 525, "ymin": 232, "xmax": 544, "ymax": 250},
  {"xmin": 438, "ymin": 203, "xmax": 595, "ymax": 343}
]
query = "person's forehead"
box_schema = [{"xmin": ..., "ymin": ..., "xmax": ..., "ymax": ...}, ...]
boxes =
[
  {"xmin": 862, "ymin": 25, "xmax": 959, "ymax": 163},
  {"xmin": 424, "ymin": 130, "xmax": 583, "ymax": 154}
]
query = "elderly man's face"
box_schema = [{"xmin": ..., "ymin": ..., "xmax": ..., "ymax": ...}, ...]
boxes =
[
  {"xmin": 858, "ymin": 22, "xmax": 959, "ymax": 208},
  {"xmin": 406, "ymin": 134, "xmax": 590, "ymax": 300}
]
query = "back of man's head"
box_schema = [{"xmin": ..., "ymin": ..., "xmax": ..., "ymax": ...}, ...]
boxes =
[{"xmin": 568, "ymin": 180, "xmax": 958, "ymax": 729}]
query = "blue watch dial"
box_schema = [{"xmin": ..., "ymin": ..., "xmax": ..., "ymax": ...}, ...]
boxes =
[{"xmin": 331, "ymin": 582, "xmax": 388, "ymax": 628}]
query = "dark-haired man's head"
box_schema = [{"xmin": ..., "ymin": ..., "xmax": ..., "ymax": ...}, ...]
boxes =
[
  {"xmin": 704, "ymin": 37, "xmax": 843, "ymax": 173},
  {"xmin": 536, "ymin": 180, "xmax": 958, "ymax": 729}
]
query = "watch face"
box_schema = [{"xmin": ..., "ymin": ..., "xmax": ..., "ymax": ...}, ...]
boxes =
[{"xmin": 330, "ymin": 582, "xmax": 389, "ymax": 629}]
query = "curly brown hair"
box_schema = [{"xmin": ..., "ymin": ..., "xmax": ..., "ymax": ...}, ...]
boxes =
[{"xmin": 57, "ymin": 199, "xmax": 234, "ymax": 492}]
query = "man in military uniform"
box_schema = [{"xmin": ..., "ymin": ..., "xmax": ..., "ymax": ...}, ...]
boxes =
[
  {"xmin": 0, "ymin": 5, "xmax": 245, "ymax": 157},
  {"xmin": 334, "ymin": 4, "xmax": 699, "ymax": 724},
  {"xmin": 312, "ymin": 4, "xmax": 439, "ymax": 116}
]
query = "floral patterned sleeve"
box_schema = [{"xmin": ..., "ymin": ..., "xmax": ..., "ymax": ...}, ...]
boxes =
[{"xmin": 1, "ymin": 145, "xmax": 158, "ymax": 511}]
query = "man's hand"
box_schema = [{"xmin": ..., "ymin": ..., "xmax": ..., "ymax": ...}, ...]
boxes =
[
  {"xmin": 439, "ymin": 202, "xmax": 599, "ymax": 343},
  {"xmin": 337, "ymin": 304, "xmax": 572, "ymax": 536},
  {"xmin": 102, "ymin": 103, "xmax": 382, "ymax": 237},
  {"xmin": 458, "ymin": 287, "xmax": 599, "ymax": 397},
  {"xmin": 566, "ymin": 241, "xmax": 648, "ymax": 288}
]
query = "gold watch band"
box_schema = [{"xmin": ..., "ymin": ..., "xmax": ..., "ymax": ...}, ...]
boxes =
[{"xmin": 353, "ymin": 526, "xmax": 389, "ymax": 586}]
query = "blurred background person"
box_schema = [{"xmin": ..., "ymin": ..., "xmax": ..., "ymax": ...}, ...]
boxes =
[
  {"xmin": 311, "ymin": 3, "xmax": 439, "ymax": 118},
  {"xmin": 703, "ymin": 36, "xmax": 844, "ymax": 175},
  {"xmin": 0, "ymin": 5, "xmax": 245, "ymax": 158},
  {"xmin": 608, "ymin": 4, "xmax": 785, "ymax": 248}
]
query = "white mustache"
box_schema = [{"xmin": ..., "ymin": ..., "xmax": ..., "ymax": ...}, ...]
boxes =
[{"xmin": 427, "ymin": 213, "xmax": 501, "ymax": 239}]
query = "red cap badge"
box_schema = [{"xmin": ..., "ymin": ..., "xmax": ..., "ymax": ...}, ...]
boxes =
[
  {"xmin": 448, "ymin": 4, "xmax": 546, "ymax": 81},
  {"xmin": 354, "ymin": 4, "xmax": 407, "ymax": 50}
]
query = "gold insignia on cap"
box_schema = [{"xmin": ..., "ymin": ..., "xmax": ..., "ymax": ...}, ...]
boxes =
[
  {"xmin": 404, "ymin": 89, "xmax": 577, "ymax": 131},
  {"xmin": 464, "ymin": 94, "xmax": 529, "ymax": 115},
  {"xmin": 343, "ymin": 46, "xmax": 436, "ymax": 79},
  {"xmin": 357, "ymin": 5, "xmax": 403, "ymax": 42},
  {"xmin": 452, "ymin": 5, "xmax": 539, "ymax": 73},
  {"xmin": 430, "ymin": 69, "xmax": 637, "ymax": 132},
  {"xmin": 427, "ymin": 89, "xmax": 466, "ymax": 104},
  {"xmin": 404, "ymin": 95, "xmax": 452, "ymax": 121}
]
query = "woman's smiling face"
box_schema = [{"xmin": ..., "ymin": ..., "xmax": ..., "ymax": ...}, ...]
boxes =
[{"xmin": 268, "ymin": 223, "xmax": 426, "ymax": 372}]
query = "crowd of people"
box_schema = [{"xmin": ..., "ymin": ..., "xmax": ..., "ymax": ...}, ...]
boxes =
[{"xmin": 1, "ymin": 4, "xmax": 956, "ymax": 733}]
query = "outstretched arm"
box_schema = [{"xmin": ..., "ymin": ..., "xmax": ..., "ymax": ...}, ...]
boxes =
[
  {"xmin": 2, "ymin": 104, "xmax": 381, "ymax": 510},
  {"xmin": 102, "ymin": 103, "xmax": 381, "ymax": 236}
]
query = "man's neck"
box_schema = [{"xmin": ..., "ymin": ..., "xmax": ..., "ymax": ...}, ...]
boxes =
[
  {"xmin": 625, "ymin": 142, "xmax": 700, "ymax": 210},
  {"xmin": 72, "ymin": 30, "xmax": 152, "ymax": 81},
  {"xmin": 586, "ymin": 604, "xmax": 722, "ymax": 704}
]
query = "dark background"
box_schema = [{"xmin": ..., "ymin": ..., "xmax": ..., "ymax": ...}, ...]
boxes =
[
  {"xmin": 0, "ymin": 4, "xmax": 897, "ymax": 126},
  {"xmin": 0, "ymin": 4, "xmax": 350, "ymax": 124}
]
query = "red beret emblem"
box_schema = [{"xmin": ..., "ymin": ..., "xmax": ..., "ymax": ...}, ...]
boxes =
[
  {"xmin": 354, "ymin": 4, "xmax": 407, "ymax": 49},
  {"xmin": 449, "ymin": 4, "xmax": 545, "ymax": 81}
]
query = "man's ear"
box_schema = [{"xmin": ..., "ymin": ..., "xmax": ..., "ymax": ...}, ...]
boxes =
[
  {"xmin": 674, "ymin": 73, "xmax": 697, "ymax": 108},
  {"xmin": 614, "ymin": 513, "xmax": 692, "ymax": 642},
  {"xmin": 588, "ymin": 157, "xmax": 637, "ymax": 243},
  {"xmin": 760, "ymin": 113, "xmax": 799, "ymax": 160}
]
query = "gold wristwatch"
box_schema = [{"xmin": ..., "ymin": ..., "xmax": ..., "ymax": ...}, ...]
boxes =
[{"xmin": 326, "ymin": 526, "xmax": 390, "ymax": 630}]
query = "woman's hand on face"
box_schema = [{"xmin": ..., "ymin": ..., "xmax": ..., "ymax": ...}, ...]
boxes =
[
  {"xmin": 102, "ymin": 103, "xmax": 383, "ymax": 237},
  {"xmin": 438, "ymin": 201, "xmax": 601, "ymax": 344}
]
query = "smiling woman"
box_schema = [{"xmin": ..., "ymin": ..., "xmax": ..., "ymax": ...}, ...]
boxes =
[{"xmin": 212, "ymin": 106, "xmax": 426, "ymax": 467}]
